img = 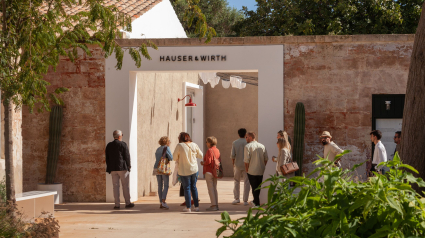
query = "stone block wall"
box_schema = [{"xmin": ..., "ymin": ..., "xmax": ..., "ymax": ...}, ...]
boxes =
[
  {"xmin": 22, "ymin": 45, "xmax": 106, "ymax": 202},
  {"xmin": 283, "ymin": 42, "xmax": 412, "ymax": 178}
]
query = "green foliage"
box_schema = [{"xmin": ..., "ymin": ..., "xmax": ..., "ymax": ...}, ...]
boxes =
[
  {"xmin": 172, "ymin": 0, "xmax": 243, "ymax": 37},
  {"xmin": 0, "ymin": 177, "xmax": 5, "ymax": 203},
  {"xmin": 217, "ymin": 152, "xmax": 425, "ymax": 237},
  {"xmin": 0, "ymin": 202, "xmax": 60, "ymax": 237},
  {"xmin": 46, "ymin": 105, "xmax": 63, "ymax": 184},
  {"xmin": 293, "ymin": 102, "xmax": 305, "ymax": 176},
  {"xmin": 0, "ymin": 0, "xmax": 214, "ymax": 112},
  {"xmin": 234, "ymin": 0, "xmax": 423, "ymax": 36}
]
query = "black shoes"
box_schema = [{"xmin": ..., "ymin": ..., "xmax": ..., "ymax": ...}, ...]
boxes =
[
  {"xmin": 113, "ymin": 206, "xmax": 120, "ymax": 210},
  {"xmin": 125, "ymin": 203, "xmax": 135, "ymax": 208}
]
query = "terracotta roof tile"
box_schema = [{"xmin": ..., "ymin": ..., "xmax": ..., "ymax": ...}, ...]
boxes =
[{"xmin": 40, "ymin": 0, "xmax": 163, "ymax": 21}]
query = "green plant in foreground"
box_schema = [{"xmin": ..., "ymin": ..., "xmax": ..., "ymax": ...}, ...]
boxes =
[{"xmin": 217, "ymin": 151, "xmax": 425, "ymax": 237}]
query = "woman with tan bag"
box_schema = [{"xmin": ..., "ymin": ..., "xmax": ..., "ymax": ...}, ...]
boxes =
[
  {"xmin": 201, "ymin": 136, "xmax": 221, "ymax": 211},
  {"xmin": 154, "ymin": 136, "xmax": 173, "ymax": 210},
  {"xmin": 272, "ymin": 132, "xmax": 295, "ymax": 181}
]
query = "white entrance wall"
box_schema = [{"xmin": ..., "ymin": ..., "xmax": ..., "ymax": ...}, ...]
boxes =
[
  {"xmin": 183, "ymin": 82, "xmax": 204, "ymax": 178},
  {"xmin": 105, "ymin": 45, "xmax": 284, "ymax": 204}
]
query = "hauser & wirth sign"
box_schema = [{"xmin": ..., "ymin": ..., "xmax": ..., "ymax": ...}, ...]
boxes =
[{"xmin": 160, "ymin": 55, "xmax": 227, "ymax": 62}]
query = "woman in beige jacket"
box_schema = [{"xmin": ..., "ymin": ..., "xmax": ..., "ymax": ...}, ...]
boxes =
[{"xmin": 173, "ymin": 132, "xmax": 203, "ymax": 212}]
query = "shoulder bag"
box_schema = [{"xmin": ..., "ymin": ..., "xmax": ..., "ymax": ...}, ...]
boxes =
[
  {"xmin": 280, "ymin": 151, "xmax": 299, "ymax": 175},
  {"xmin": 211, "ymin": 149, "xmax": 224, "ymax": 179}
]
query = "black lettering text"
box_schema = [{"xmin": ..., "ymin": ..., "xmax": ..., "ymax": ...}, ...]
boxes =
[
  {"xmin": 189, "ymin": 56, "xmax": 193, "ymax": 61},
  {"xmin": 216, "ymin": 55, "xmax": 220, "ymax": 60},
  {"xmin": 178, "ymin": 56, "xmax": 182, "ymax": 61},
  {"xmin": 183, "ymin": 56, "xmax": 187, "ymax": 61},
  {"xmin": 195, "ymin": 56, "xmax": 199, "ymax": 61},
  {"xmin": 211, "ymin": 55, "xmax": 215, "ymax": 61},
  {"xmin": 221, "ymin": 56, "xmax": 226, "ymax": 61},
  {"xmin": 201, "ymin": 56, "xmax": 207, "ymax": 61},
  {"xmin": 160, "ymin": 56, "xmax": 165, "ymax": 61},
  {"xmin": 166, "ymin": 56, "xmax": 170, "ymax": 61},
  {"xmin": 171, "ymin": 56, "xmax": 176, "ymax": 61}
]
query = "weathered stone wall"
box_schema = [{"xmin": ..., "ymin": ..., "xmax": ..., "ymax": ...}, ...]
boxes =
[
  {"xmin": 22, "ymin": 45, "xmax": 106, "ymax": 202},
  {"xmin": 137, "ymin": 72, "xmax": 199, "ymax": 197},
  {"xmin": 204, "ymin": 80, "xmax": 258, "ymax": 177},
  {"xmin": 283, "ymin": 42, "xmax": 412, "ymax": 178}
]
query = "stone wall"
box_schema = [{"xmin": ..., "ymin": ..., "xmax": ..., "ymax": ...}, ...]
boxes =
[
  {"xmin": 137, "ymin": 72, "xmax": 199, "ymax": 197},
  {"xmin": 204, "ymin": 80, "xmax": 258, "ymax": 177},
  {"xmin": 283, "ymin": 42, "xmax": 412, "ymax": 178},
  {"xmin": 22, "ymin": 45, "xmax": 106, "ymax": 202}
]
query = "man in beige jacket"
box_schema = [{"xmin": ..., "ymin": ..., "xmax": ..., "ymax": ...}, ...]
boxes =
[{"xmin": 320, "ymin": 131, "xmax": 344, "ymax": 167}]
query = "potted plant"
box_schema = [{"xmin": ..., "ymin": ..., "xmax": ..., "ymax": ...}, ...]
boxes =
[{"xmin": 37, "ymin": 105, "xmax": 63, "ymax": 204}]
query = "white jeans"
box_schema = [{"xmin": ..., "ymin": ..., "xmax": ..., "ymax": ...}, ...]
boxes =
[
  {"xmin": 111, "ymin": 170, "xmax": 131, "ymax": 207},
  {"xmin": 233, "ymin": 167, "xmax": 250, "ymax": 202}
]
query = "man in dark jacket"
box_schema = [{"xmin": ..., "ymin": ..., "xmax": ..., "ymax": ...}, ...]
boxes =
[{"xmin": 106, "ymin": 130, "xmax": 134, "ymax": 209}]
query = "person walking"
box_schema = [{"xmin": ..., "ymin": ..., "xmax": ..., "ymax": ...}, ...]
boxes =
[
  {"xmin": 154, "ymin": 136, "xmax": 173, "ymax": 210},
  {"xmin": 244, "ymin": 132, "xmax": 268, "ymax": 207},
  {"xmin": 230, "ymin": 128, "xmax": 250, "ymax": 206},
  {"xmin": 320, "ymin": 131, "xmax": 344, "ymax": 167},
  {"xmin": 201, "ymin": 136, "xmax": 221, "ymax": 211},
  {"xmin": 370, "ymin": 130, "xmax": 387, "ymax": 175},
  {"xmin": 105, "ymin": 130, "xmax": 135, "ymax": 209},
  {"xmin": 173, "ymin": 132, "xmax": 203, "ymax": 212},
  {"xmin": 393, "ymin": 131, "xmax": 401, "ymax": 156},
  {"xmin": 273, "ymin": 132, "xmax": 294, "ymax": 183}
]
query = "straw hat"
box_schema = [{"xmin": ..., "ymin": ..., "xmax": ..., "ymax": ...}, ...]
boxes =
[{"xmin": 320, "ymin": 131, "xmax": 332, "ymax": 138}]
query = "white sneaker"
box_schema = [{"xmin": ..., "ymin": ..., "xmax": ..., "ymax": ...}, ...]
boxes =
[
  {"xmin": 232, "ymin": 199, "xmax": 240, "ymax": 205},
  {"xmin": 161, "ymin": 202, "xmax": 169, "ymax": 209},
  {"xmin": 183, "ymin": 207, "xmax": 191, "ymax": 212},
  {"xmin": 244, "ymin": 202, "xmax": 249, "ymax": 206},
  {"xmin": 194, "ymin": 207, "xmax": 200, "ymax": 212}
]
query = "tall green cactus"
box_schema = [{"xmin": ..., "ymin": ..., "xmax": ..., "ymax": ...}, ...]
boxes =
[
  {"xmin": 45, "ymin": 106, "xmax": 63, "ymax": 184},
  {"xmin": 293, "ymin": 102, "xmax": 305, "ymax": 176}
]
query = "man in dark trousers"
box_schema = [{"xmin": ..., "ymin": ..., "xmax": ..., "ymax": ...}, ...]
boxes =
[{"xmin": 106, "ymin": 130, "xmax": 134, "ymax": 209}]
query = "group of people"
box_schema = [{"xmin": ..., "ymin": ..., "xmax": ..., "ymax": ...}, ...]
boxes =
[{"xmin": 105, "ymin": 128, "xmax": 402, "ymax": 211}]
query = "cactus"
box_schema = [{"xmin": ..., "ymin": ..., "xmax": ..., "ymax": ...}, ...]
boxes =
[
  {"xmin": 45, "ymin": 106, "xmax": 63, "ymax": 184},
  {"xmin": 293, "ymin": 102, "xmax": 305, "ymax": 176}
]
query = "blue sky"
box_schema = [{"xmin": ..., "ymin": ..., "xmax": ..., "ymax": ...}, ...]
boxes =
[{"xmin": 227, "ymin": 0, "xmax": 258, "ymax": 11}]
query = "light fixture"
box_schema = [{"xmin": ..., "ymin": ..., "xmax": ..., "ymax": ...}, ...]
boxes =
[
  {"xmin": 178, "ymin": 95, "xmax": 196, "ymax": 107},
  {"xmin": 385, "ymin": 101, "xmax": 391, "ymax": 110}
]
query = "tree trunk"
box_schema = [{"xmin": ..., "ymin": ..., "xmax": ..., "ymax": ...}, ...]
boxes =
[
  {"xmin": 400, "ymin": 2, "xmax": 425, "ymax": 193},
  {"xmin": 4, "ymin": 100, "xmax": 15, "ymax": 203}
]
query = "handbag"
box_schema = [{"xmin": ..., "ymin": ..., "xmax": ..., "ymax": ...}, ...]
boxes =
[
  {"xmin": 158, "ymin": 147, "xmax": 172, "ymax": 175},
  {"xmin": 280, "ymin": 153, "xmax": 299, "ymax": 175},
  {"xmin": 211, "ymin": 149, "xmax": 224, "ymax": 179}
]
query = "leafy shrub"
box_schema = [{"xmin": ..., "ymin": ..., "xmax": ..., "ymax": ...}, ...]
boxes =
[
  {"xmin": 217, "ymin": 151, "xmax": 425, "ymax": 237},
  {"xmin": 0, "ymin": 202, "xmax": 60, "ymax": 238},
  {"xmin": 0, "ymin": 177, "xmax": 5, "ymax": 203}
]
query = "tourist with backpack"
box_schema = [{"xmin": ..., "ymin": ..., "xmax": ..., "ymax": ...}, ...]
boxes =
[{"xmin": 201, "ymin": 136, "xmax": 223, "ymax": 211}]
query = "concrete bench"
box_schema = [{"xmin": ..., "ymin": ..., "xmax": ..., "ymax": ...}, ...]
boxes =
[{"xmin": 16, "ymin": 191, "xmax": 57, "ymax": 221}]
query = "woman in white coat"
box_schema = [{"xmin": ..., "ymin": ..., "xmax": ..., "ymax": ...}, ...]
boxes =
[{"xmin": 173, "ymin": 132, "xmax": 203, "ymax": 212}]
